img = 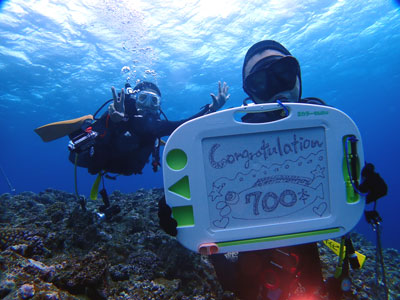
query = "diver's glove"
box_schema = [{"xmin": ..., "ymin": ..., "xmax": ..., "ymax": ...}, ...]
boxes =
[
  {"xmin": 359, "ymin": 163, "xmax": 388, "ymax": 204},
  {"xmin": 209, "ymin": 81, "xmax": 230, "ymax": 113},
  {"xmin": 108, "ymin": 86, "xmax": 126, "ymax": 122},
  {"xmin": 158, "ymin": 196, "xmax": 178, "ymax": 236}
]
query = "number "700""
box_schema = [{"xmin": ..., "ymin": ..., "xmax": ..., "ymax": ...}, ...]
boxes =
[{"xmin": 245, "ymin": 190, "xmax": 298, "ymax": 215}]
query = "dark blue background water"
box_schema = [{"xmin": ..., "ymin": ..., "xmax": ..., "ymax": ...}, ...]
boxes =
[{"xmin": 1, "ymin": 0, "xmax": 399, "ymax": 250}]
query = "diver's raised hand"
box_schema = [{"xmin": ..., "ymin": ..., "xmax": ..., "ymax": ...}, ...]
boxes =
[
  {"xmin": 359, "ymin": 163, "xmax": 388, "ymax": 204},
  {"xmin": 108, "ymin": 86, "xmax": 126, "ymax": 122},
  {"xmin": 209, "ymin": 81, "xmax": 230, "ymax": 113}
]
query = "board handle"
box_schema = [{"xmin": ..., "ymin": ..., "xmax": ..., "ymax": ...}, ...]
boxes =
[{"xmin": 232, "ymin": 103, "xmax": 291, "ymax": 123}]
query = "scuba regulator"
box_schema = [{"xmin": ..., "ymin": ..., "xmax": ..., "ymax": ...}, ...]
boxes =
[{"xmin": 125, "ymin": 82, "xmax": 135, "ymax": 96}]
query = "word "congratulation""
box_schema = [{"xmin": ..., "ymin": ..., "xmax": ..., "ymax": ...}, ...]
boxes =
[{"xmin": 209, "ymin": 134, "xmax": 323, "ymax": 169}]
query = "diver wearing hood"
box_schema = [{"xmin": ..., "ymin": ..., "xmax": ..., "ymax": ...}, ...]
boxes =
[
  {"xmin": 212, "ymin": 40, "xmax": 387, "ymax": 300},
  {"xmin": 211, "ymin": 40, "xmax": 326, "ymax": 300},
  {"xmin": 241, "ymin": 40, "xmax": 326, "ymax": 123},
  {"xmin": 158, "ymin": 40, "xmax": 388, "ymax": 300},
  {"xmin": 68, "ymin": 80, "xmax": 230, "ymax": 176}
]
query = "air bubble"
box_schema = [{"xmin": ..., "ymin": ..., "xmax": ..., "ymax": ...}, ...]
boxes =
[{"xmin": 121, "ymin": 66, "xmax": 130, "ymax": 74}]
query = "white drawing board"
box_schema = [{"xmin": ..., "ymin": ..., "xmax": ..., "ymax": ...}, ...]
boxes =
[{"xmin": 163, "ymin": 103, "xmax": 365, "ymax": 254}]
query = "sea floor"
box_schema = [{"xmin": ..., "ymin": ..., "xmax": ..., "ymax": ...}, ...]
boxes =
[{"xmin": 0, "ymin": 189, "xmax": 399, "ymax": 300}]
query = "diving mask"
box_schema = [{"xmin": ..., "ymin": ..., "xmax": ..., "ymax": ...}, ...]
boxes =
[
  {"xmin": 135, "ymin": 90, "xmax": 161, "ymax": 112},
  {"xmin": 244, "ymin": 55, "xmax": 300, "ymax": 102}
]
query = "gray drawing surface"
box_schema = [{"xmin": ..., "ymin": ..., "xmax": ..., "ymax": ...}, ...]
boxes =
[{"xmin": 202, "ymin": 127, "xmax": 330, "ymax": 231}]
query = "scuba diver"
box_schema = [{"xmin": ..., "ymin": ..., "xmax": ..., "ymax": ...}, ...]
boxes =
[
  {"xmin": 67, "ymin": 81, "xmax": 229, "ymax": 176},
  {"xmin": 35, "ymin": 80, "xmax": 230, "ymax": 213},
  {"xmin": 158, "ymin": 40, "xmax": 388, "ymax": 300}
]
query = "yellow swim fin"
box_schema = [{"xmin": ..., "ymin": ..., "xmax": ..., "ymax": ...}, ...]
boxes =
[
  {"xmin": 34, "ymin": 114, "xmax": 94, "ymax": 142},
  {"xmin": 90, "ymin": 173, "xmax": 102, "ymax": 201},
  {"xmin": 323, "ymin": 239, "xmax": 366, "ymax": 268}
]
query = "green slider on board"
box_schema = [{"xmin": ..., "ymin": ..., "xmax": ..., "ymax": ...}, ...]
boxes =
[
  {"xmin": 217, "ymin": 228, "xmax": 341, "ymax": 247},
  {"xmin": 342, "ymin": 135, "xmax": 360, "ymax": 204}
]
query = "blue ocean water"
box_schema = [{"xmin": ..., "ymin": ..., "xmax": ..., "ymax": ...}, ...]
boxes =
[{"xmin": 0, "ymin": 0, "xmax": 399, "ymax": 250}]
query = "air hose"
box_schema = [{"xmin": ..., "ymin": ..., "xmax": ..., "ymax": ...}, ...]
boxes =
[{"xmin": 74, "ymin": 153, "xmax": 86, "ymax": 211}]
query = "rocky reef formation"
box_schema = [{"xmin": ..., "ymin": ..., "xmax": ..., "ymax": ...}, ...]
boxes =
[{"xmin": 0, "ymin": 188, "xmax": 399, "ymax": 299}]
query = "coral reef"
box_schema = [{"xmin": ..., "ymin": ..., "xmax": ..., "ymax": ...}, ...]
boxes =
[
  {"xmin": 0, "ymin": 188, "xmax": 399, "ymax": 299},
  {"xmin": 0, "ymin": 189, "xmax": 227, "ymax": 300}
]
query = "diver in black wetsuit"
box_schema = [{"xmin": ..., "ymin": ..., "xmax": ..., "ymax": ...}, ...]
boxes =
[
  {"xmin": 158, "ymin": 40, "xmax": 388, "ymax": 300},
  {"xmin": 69, "ymin": 81, "xmax": 230, "ymax": 176},
  {"xmin": 207, "ymin": 40, "xmax": 325, "ymax": 300}
]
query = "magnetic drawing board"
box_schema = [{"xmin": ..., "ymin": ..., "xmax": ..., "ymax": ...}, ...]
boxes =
[{"xmin": 163, "ymin": 103, "xmax": 365, "ymax": 254}]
